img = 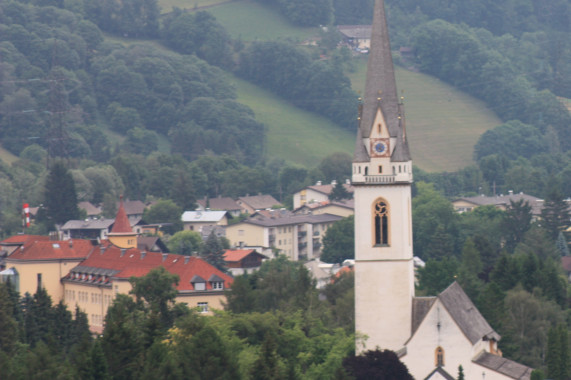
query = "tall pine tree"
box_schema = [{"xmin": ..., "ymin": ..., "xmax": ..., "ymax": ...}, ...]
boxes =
[{"xmin": 43, "ymin": 161, "xmax": 80, "ymax": 227}]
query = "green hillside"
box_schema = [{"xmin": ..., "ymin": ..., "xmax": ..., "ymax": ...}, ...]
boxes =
[
  {"xmin": 161, "ymin": 0, "xmax": 316, "ymax": 41},
  {"xmin": 227, "ymin": 74, "xmax": 354, "ymax": 166},
  {"xmin": 348, "ymin": 58, "xmax": 502, "ymax": 172}
]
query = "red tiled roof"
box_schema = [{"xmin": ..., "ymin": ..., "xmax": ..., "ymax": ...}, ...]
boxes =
[
  {"xmin": 72, "ymin": 243, "xmax": 233, "ymax": 291},
  {"xmin": 1, "ymin": 235, "xmax": 49, "ymax": 245},
  {"xmin": 110, "ymin": 199, "xmax": 133, "ymax": 234},
  {"xmin": 7, "ymin": 239, "xmax": 95, "ymax": 261},
  {"xmin": 224, "ymin": 249, "xmax": 255, "ymax": 262}
]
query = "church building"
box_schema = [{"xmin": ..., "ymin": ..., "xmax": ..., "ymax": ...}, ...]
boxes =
[{"xmin": 353, "ymin": 1, "xmax": 533, "ymax": 379}]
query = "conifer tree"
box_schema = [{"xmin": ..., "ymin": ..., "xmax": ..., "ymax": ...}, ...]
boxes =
[
  {"xmin": 556, "ymin": 232, "xmax": 570, "ymax": 257},
  {"xmin": 457, "ymin": 238, "xmax": 483, "ymax": 301},
  {"xmin": 43, "ymin": 160, "xmax": 80, "ymax": 227},
  {"xmin": 0, "ymin": 284, "xmax": 18, "ymax": 354},
  {"xmin": 201, "ymin": 231, "xmax": 227, "ymax": 272},
  {"xmin": 329, "ymin": 182, "xmax": 351, "ymax": 201},
  {"xmin": 251, "ymin": 333, "xmax": 284, "ymax": 380},
  {"xmin": 548, "ymin": 326, "xmax": 562, "ymax": 380},
  {"xmin": 457, "ymin": 365, "xmax": 465, "ymax": 380},
  {"xmin": 541, "ymin": 180, "xmax": 570, "ymax": 240}
]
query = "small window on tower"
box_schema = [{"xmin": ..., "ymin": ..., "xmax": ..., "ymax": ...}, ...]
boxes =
[{"xmin": 379, "ymin": 166, "xmax": 383, "ymax": 174}]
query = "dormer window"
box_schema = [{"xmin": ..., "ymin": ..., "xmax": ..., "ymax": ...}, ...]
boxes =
[
  {"xmin": 209, "ymin": 274, "xmax": 225, "ymax": 290},
  {"xmin": 191, "ymin": 275, "xmax": 206, "ymax": 291}
]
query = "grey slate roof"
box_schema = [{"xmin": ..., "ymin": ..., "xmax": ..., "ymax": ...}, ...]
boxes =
[
  {"xmin": 196, "ymin": 197, "xmax": 241, "ymax": 211},
  {"xmin": 439, "ymin": 282, "xmax": 500, "ymax": 344},
  {"xmin": 359, "ymin": 0, "xmax": 399, "ymax": 140},
  {"xmin": 353, "ymin": 128, "xmax": 370, "ymax": 162},
  {"xmin": 424, "ymin": 366, "xmax": 455, "ymax": 380},
  {"xmin": 337, "ymin": 25, "xmax": 372, "ymax": 40},
  {"xmin": 411, "ymin": 297, "xmax": 436, "ymax": 336},
  {"xmin": 473, "ymin": 351, "xmax": 532, "ymax": 380},
  {"xmin": 61, "ymin": 219, "xmax": 114, "ymax": 230},
  {"xmin": 453, "ymin": 193, "xmax": 543, "ymax": 216},
  {"xmin": 238, "ymin": 195, "xmax": 281, "ymax": 210},
  {"xmin": 240, "ymin": 213, "xmax": 343, "ymax": 228}
]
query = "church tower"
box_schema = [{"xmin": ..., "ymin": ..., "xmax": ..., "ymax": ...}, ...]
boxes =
[{"xmin": 353, "ymin": 0, "xmax": 414, "ymax": 352}]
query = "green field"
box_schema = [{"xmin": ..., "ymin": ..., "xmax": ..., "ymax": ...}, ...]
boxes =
[
  {"xmin": 226, "ymin": 74, "xmax": 354, "ymax": 166},
  {"xmin": 160, "ymin": 0, "xmax": 317, "ymax": 41},
  {"xmin": 348, "ymin": 58, "xmax": 502, "ymax": 172}
]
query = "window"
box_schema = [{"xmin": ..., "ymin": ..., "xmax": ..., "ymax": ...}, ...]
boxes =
[
  {"xmin": 194, "ymin": 282, "xmax": 206, "ymax": 291},
  {"xmin": 435, "ymin": 347, "xmax": 445, "ymax": 366},
  {"xmin": 373, "ymin": 199, "xmax": 389, "ymax": 246},
  {"xmin": 37, "ymin": 273, "xmax": 42, "ymax": 289},
  {"xmin": 212, "ymin": 282, "xmax": 224, "ymax": 290},
  {"xmin": 238, "ymin": 229, "xmax": 244, "ymax": 236},
  {"xmin": 379, "ymin": 165, "xmax": 383, "ymax": 174},
  {"xmin": 198, "ymin": 302, "xmax": 209, "ymax": 313},
  {"xmin": 365, "ymin": 167, "xmax": 368, "ymax": 175}
]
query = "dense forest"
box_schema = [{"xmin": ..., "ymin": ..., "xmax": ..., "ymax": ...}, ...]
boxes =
[{"xmin": 1, "ymin": 0, "xmax": 571, "ymax": 376}]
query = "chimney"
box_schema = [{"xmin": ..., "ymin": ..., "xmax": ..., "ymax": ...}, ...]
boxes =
[
  {"xmin": 69, "ymin": 240, "xmax": 73, "ymax": 248},
  {"xmin": 120, "ymin": 249, "xmax": 126, "ymax": 257},
  {"xmin": 331, "ymin": 180, "xmax": 337, "ymax": 185},
  {"xmin": 100, "ymin": 245, "xmax": 106, "ymax": 254},
  {"xmin": 316, "ymin": 181, "xmax": 322, "ymax": 186},
  {"xmin": 509, "ymin": 190, "xmax": 514, "ymax": 196},
  {"xmin": 184, "ymin": 256, "xmax": 190, "ymax": 264},
  {"xmin": 141, "ymin": 251, "xmax": 146, "ymax": 259},
  {"xmin": 162, "ymin": 253, "xmax": 168, "ymax": 262},
  {"xmin": 345, "ymin": 179, "xmax": 351, "ymax": 185}
]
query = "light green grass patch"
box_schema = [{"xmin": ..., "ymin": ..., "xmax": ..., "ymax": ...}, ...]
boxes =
[
  {"xmin": 206, "ymin": 0, "xmax": 316, "ymax": 41},
  {"xmin": 348, "ymin": 57, "xmax": 502, "ymax": 172},
  {"xmin": 0, "ymin": 145, "xmax": 19, "ymax": 165},
  {"xmin": 227, "ymin": 74, "xmax": 354, "ymax": 167}
]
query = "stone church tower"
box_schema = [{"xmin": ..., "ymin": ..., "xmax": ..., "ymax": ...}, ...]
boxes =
[{"xmin": 353, "ymin": 0, "xmax": 414, "ymax": 352}]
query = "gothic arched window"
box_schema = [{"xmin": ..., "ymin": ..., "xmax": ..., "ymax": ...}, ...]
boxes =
[
  {"xmin": 373, "ymin": 199, "xmax": 389, "ymax": 246},
  {"xmin": 435, "ymin": 347, "xmax": 445, "ymax": 367}
]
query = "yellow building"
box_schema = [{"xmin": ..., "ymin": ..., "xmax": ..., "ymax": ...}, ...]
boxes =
[{"xmin": 225, "ymin": 213, "xmax": 342, "ymax": 261}]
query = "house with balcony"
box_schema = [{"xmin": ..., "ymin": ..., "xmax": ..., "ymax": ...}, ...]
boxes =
[
  {"xmin": 293, "ymin": 181, "xmax": 354, "ymax": 209},
  {"xmin": 225, "ymin": 213, "xmax": 342, "ymax": 261}
]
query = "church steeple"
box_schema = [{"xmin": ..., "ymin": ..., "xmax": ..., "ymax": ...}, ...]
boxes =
[
  {"xmin": 353, "ymin": 0, "xmax": 415, "ymax": 354},
  {"xmin": 354, "ymin": 0, "xmax": 411, "ymax": 165}
]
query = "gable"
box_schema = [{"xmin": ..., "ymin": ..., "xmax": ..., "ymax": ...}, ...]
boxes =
[{"xmin": 369, "ymin": 107, "xmax": 390, "ymax": 139}]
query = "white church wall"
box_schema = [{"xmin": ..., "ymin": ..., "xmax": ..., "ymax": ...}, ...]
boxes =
[{"xmin": 403, "ymin": 301, "xmax": 475, "ymax": 379}]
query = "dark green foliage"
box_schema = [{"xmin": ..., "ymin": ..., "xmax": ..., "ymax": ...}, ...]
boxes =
[
  {"xmin": 417, "ymin": 257, "xmax": 458, "ymax": 296},
  {"xmin": 238, "ymin": 41, "xmax": 357, "ymax": 129},
  {"xmin": 255, "ymin": 0, "xmax": 333, "ymax": 26},
  {"xmin": 251, "ymin": 333, "xmax": 285, "ymax": 380},
  {"xmin": 501, "ymin": 199, "xmax": 533, "ymax": 253},
  {"xmin": 321, "ymin": 215, "xmax": 354, "ymax": 264},
  {"xmin": 0, "ymin": 284, "xmax": 18, "ymax": 354},
  {"xmin": 162, "ymin": 10, "xmax": 233, "ymax": 68},
  {"xmin": 547, "ymin": 324, "xmax": 570, "ymax": 380},
  {"xmin": 541, "ymin": 180, "xmax": 571, "ymax": 240},
  {"xmin": 201, "ymin": 231, "xmax": 227, "ymax": 272},
  {"xmin": 85, "ymin": 0, "xmax": 159, "ymax": 38},
  {"xmin": 457, "ymin": 365, "xmax": 465, "ymax": 380},
  {"xmin": 556, "ymin": 232, "xmax": 570, "ymax": 257},
  {"xmin": 43, "ymin": 161, "xmax": 80, "ymax": 226},
  {"xmin": 142, "ymin": 199, "xmax": 183, "ymax": 235},
  {"xmin": 342, "ymin": 349, "xmax": 413, "ymax": 380}
]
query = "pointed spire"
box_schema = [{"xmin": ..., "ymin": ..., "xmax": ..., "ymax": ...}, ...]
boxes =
[
  {"xmin": 110, "ymin": 196, "xmax": 132, "ymax": 234},
  {"xmin": 360, "ymin": 0, "xmax": 399, "ymax": 139}
]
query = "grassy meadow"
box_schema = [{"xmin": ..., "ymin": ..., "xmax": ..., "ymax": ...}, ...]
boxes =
[
  {"xmin": 226, "ymin": 73, "xmax": 354, "ymax": 166},
  {"xmin": 348, "ymin": 58, "xmax": 502, "ymax": 172},
  {"xmin": 159, "ymin": 0, "xmax": 316, "ymax": 41}
]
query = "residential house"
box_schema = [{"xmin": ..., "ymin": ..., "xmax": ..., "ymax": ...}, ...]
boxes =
[
  {"xmin": 293, "ymin": 181, "xmax": 354, "ymax": 209},
  {"xmin": 181, "ymin": 211, "xmax": 229, "ymax": 232},
  {"xmin": 223, "ymin": 249, "xmax": 267, "ymax": 276},
  {"xmin": 293, "ymin": 200, "xmax": 354, "ymax": 218},
  {"xmin": 196, "ymin": 196, "xmax": 242, "ymax": 217},
  {"xmin": 337, "ymin": 25, "xmax": 372, "ymax": 50},
  {"xmin": 137, "ymin": 236, "xmax": 168, "ymax": 253},
  {"xmin": 225, "ymin": 213, "xmax": 342, "ymax": 261},
  {"xmin": 78, "ymin": 201, "xmax": 102, "ymax": 220},
  {"xmin": 452, "ymin": 191, "xmax": 543, "ymax": 218},
  {"xmin": 60, "ymin": 219, "xmax": 115, "ymax": 241},
  {"xmin": 237, "ymin": 195, "xmax": 281, "ymax": 214}
]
